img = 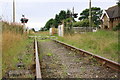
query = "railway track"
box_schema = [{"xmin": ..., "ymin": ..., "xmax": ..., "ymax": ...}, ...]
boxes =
[
  {"xmin": 52, "ymin": 39, "xmax": 120, "ymax": 72},
  {"xmin": 34, "ymin": 37, "xmax": 42, "ymax": 80},
  {"xmin": 3, "ymin": 37, "xmax": 41, "ymax": 79},
  {"xmin": 31, "ymin": 36, "xmax": 119, "ymax": 79}
]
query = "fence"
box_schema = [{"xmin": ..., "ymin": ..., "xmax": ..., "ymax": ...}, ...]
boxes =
[
  {"xmin": 49, "ymin": 26, "xmax": 97, "ymax": 36},
  {"xmin": 64, "ymin": 27, "xmax": 97, "ymax": 34}
]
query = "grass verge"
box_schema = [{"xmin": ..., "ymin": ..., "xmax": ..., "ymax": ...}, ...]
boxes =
[
  {"xmin": 0, "ymin": 22, "xmax": 2, "ymax": 79},
  {"xmin": 2, "ymin": 31, "xmax": 28, "ymax": 76},
  {"xmin": 2, "ymin": 21, "xmax": 34, "ymax": 77},
  {"xmin": 29, "ymin": 31, "xmax": 49, "ymax": 37},
  {"xmin": 58, "ymin": 30, "xmax": 118, "ymax": 62}
]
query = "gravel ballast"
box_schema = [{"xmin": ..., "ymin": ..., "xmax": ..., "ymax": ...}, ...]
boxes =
[{"xmin": 38, "ymin": 40, "xmax": 119, "ymax": 78}]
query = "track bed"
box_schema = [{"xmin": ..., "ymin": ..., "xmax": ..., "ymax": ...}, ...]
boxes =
[{"xmin": 38, "ymin": 40, "xmax": 118, "ymax": 78}]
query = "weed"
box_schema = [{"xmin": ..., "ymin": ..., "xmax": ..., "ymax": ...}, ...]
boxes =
[
  {"xmin": 74, "ymin": 58, "xmax": 81, "ymax": 62},
  {"xmin": 80, "ymin": 67, "xmax": 86, "ymax": 72},
  {"xmin": 2, "ymin": 21, "xmax": 28, "ymax": 77},
  {"xmin": 46, "ymin": 53, "xmax": 53, "ymax": 57},
  {"xmin": 29, "ymin": 31, "xmax": 49, "ymax": 37}
]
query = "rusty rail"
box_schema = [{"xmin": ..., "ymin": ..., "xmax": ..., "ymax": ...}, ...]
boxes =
[
  {"xmin": 34, "ymin": 37, "xmax": 42, "ymax": 80},
  {"xmin": 52, "ymin": 39, "xmax": 120, "ymax": 72}
]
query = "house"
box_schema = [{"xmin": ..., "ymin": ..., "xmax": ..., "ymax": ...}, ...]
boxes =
[{"xmin": 101, "ymin": 5, "xmax": 120, "ymax": 29}]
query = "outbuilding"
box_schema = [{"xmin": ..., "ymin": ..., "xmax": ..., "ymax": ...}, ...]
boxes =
[{"xmin": 101, "ymin": 5, "xmax": 120, "ymax": 29}]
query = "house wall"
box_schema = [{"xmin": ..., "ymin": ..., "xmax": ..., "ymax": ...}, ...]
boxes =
[
  {"xmin": 109, "ymin": 20, "xmax": 113, "ymax": 29},
  {"xmin": 113, "ymin": 18, "xmax": 120, "ymax": 28},
  {"xmin": 102, "ymin": 15, "xmax": 120, "ymax": 29},
  {"xmin": 102, "ymin": 14, "xmax": 110, "ymax": 29}
]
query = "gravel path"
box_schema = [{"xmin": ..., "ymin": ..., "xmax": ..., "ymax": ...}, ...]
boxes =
[{"xmin": 38, "ymin": 40, "xmax": 118, "ymax": 78}]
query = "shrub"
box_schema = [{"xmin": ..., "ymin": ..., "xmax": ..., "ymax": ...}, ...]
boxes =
[
  {"xmin": 73, "ymin": 19, "xmax": 89, "ymax": 27},
  {"xmin": 73, "ymin": 19, "xmax": 96, "ymax": 27},
  {"xmin": 113, "ymin": 23, "xmax": 120, "ymax": 31}
]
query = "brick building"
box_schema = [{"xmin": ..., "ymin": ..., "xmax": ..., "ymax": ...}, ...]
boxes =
[{"xmin": 101, "ymin": 5, "xmax": 120, "ymax": 29}]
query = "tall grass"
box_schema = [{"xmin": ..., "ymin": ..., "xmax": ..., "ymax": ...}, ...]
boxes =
[
  {"xmin": 2, "ymin": 21, "xmax": 27, "ymax": 76},
  {"xmin": 2, "ymin": 21, "xmax": 23, "ymax": 34},
  {"xmin": 2, "ymin": 31, "xmax": 23, "ymax": 51},
  {"xmin": 2, "ymin": 21, "xmax": 24, "ymax": 54},
  {"xmin": 0, "ymin": 21, "xmax": 2, "ymax": 79},
  {"xmin": 30, "ymin": 31, "xmax": 49, "ymax": 36},
  {"xmin": 58, "ymin": 30, "xmax": 118, "ymax": 62}
]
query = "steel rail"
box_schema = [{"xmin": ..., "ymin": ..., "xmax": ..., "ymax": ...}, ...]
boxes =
[
  {"xmin": 34, "ymin": 37, "xmax": 42, "ymax": 80},
  {"xmin": 52, "ymin": 39, "xmax": 120, "ymax": 72}
]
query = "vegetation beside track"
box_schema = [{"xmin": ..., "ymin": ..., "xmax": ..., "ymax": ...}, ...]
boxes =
[
  {"xmin": 58, "ymin": 30, "xmax": 119, "ymax": 62},
  {"xmin": 38, "ymin": 39, "xmax": 118, "ymax": 78},
  {"xmin": 33, "ymin": 30, "xmax": 119, "ymax": 62},
  {"xmin": 0, "ymin": 35, "xmax": 1, "ymax": 79},
  {"xmin": 29, "ymin": 31, "xmax": 49, "ymax": 37},
  {"xmin": 2, "ymin": 22, "xmax": 34, "ymax": 77}
]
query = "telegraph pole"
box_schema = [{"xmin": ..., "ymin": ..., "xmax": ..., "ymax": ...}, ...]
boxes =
[
  {"xmin": 72, "ymin": 7, "xmax": 74, "ymax": 15},
  {"xmin": 71, "ymin": 7, "xmax": 74, "ymax": 29},
  {"xmin": 13, "ymin": 0, "xmax": 15, "ymax": 22},
  {"xmin": 89, "ymin": 0, "xmax": 92, "ymax": 27}
]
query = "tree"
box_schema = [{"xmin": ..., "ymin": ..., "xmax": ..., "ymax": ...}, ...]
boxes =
[
  {"xmin": 44, "ymin": 10, "xmax": 75, "ymax": 30},
  {"xmin": 40, "ymin": 27, "xmax": 44, "ymax": 31},
  {"xmin": 40, "ymin": 27, "xmax": 47, "ymax": 31},
  {"xmin": 44, "ymin": 18, "xmax": 54, "ymax": 30},
  {"xmin": 117, "ymin": 0, "xmax": 120, "ymax": 6},
  {"xmin": 79, "ymin": 7, "xmax": 103, "ymax": 27},
  {"xmin": 54, "ymin": 14, "xmax": 60, "ymax": 27},
  {"xmin": 64, "ymin": 18, "xmax": 73, "ymax": 28},
  {"xmin": 58, "ymin": 10, "xmax": 67, "ymax": 21},
  {"xmin": 66, "ymin": 9, "xmax": 72, "ymax": 18},
  {"xmin": 53, "ymin": 10, "xmax": 70, "ymax": 28},
  {"xmin": 31, "ymin": 28, "xmax": 35, "ymax": 32}
]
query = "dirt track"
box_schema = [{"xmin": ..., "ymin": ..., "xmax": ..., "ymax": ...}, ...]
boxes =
[{"xmin": 39, "ymin": 40, "xmax": 118, "ymax": 78}]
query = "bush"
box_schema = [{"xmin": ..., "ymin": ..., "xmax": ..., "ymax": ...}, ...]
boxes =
[
  {"xmin": 73, "ymin": 19, "xmax": 96, "ymax": 27},
  {"xmin": 73, "ymin": 19, "xmax": 89, "ymax": 27},
  {"xmin": 113, "ymin": 23, "xmax": 120, "ymax": 31}
]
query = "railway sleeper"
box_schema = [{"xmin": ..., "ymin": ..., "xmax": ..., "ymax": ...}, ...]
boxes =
[{"xmin": 7, "ymin": 69, "xmax": 33, "ymax": 78}]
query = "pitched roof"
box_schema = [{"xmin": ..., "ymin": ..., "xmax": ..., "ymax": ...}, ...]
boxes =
[{"xmin": 106, "ymin": 5, "xmax": 120, "ymax": 18}]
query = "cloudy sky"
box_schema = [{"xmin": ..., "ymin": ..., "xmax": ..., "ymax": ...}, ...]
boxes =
[{"xmin": 0, "ymin": 0, "xmax": 118, "ymax": 30}]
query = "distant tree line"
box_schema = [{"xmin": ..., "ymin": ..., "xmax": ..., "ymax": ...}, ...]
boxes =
[
  {"xmin": 43, "ymin": 10, "xmax": 73, "ymax": 30},
  {"xmin": 73, "ymin": 7, "xmax": 102, "ymax": 27},
  {"xmin": 42, "ymin": 7, "xmax": 103, "ymax": 31}
]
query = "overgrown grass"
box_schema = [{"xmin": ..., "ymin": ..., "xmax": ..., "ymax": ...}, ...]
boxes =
[
  {"xmin": 2, "ymin": 32, "xmax": 28, "ymax": 75},
  {"xmin": 0, "ymin": 38, "xmax": 1, "ymax": 79},
  {"xmin": 2, "ymin": 21, "xmax": 28, "ymax": 76},
  {"xmin": 2, "ymin": 21, "xmax": 23, "ymax": 34},
  {"xmin": 58, "ymin": 30, "xmax": 119, "ymax": 62},
  {"xmin": 2, "ymin": 36, "xmax": 24, "ymax": 74},
  {"xmin": 0, "ymin": 22, "xmax": 2, "ymax": 79},
  {"xmin": 29, "ymin": 31, "xmax": 49, "ymax": 37}
]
